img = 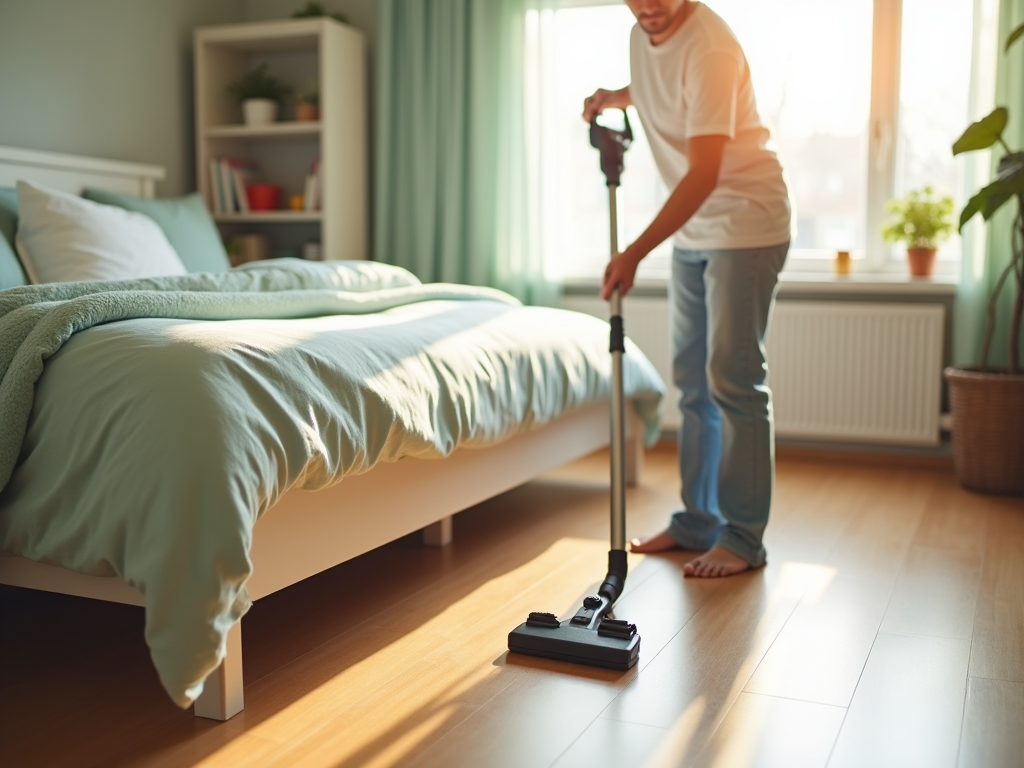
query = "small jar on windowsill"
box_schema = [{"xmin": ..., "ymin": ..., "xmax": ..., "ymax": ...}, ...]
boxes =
[{"xmin": 834, "ymin": 250, "xmax": 852, "ymax": 275}]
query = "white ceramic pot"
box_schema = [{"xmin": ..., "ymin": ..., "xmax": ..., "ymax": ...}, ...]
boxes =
[{"xmin": 242, "ymin": 98, "xmax": 278, "ymax": 126}]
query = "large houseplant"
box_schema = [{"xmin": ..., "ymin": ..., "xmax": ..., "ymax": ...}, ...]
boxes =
[{"xmin": 945, "ymin": 21, "xmax": 1024, "ymax": 495}]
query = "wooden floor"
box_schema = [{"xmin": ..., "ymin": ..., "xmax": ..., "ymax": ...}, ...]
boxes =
[{"xmin": 2, "ymin": 448, "xmax": 1023, "ymax": 768}]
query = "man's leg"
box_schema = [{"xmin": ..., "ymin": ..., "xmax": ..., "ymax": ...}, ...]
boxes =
[
  {"xmin": 686, "ymin": 242, "xmax": 788, "ymax": 574},
  {"xmin": 632, "ymin": 247, "xmax": 724, "ymax": 553}
]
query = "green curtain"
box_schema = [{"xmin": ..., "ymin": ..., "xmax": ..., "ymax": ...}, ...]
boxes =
[
  {"xmin": 375, "ymin": 0, "xmax": 555, "ymax": 305},
  {"xmin": 955, "ymin": 0, "xmax": 1024, "ymax": 367}
]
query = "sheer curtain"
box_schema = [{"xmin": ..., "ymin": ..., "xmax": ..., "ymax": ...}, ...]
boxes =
[
  {"xmin": 374, "ymin": 0, "xmax": 557, "ymax": 305},
  {"xmin": 955, "ymin": 0, "xmax": 1024, "ymax": 366}
]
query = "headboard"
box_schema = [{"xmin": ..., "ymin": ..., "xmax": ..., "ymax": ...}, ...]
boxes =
[{"xmin": 0, "ymin": 145, "xmax": 165, "ymax": 198}]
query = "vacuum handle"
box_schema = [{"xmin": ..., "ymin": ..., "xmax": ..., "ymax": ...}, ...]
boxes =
[{"xmin": 590, "ymin": 111, "xmax": 633, "ymax": 188}]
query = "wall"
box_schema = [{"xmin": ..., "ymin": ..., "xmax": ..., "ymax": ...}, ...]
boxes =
[
  {"xmin": 0, "ymin": 0, "xmax": 376, "ymax": 198},
  {"xmin": 0, "ymin": 0, "xmax": 245, "ymax": 195}
]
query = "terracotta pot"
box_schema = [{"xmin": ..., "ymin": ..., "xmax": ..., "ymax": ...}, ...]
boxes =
[
  {"xmin": 944, "ymin": 367, "xmax": 1024, "ymax": 495},
  {"xmin": 907, "ymin": 247, "xmax": 937, "ymax": 277},
  {"xmin": 295, "ymin": 101, "xmax": 319, "ymax": 122}
]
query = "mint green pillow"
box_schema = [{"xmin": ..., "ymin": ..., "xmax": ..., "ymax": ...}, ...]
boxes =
[
  {"xmin": 83, "ymin": 189, "xmax": 230, "ymax": 273},
  {"xmin": 0, "ymin": 187, "xmax": 28, "ymax": 289}
]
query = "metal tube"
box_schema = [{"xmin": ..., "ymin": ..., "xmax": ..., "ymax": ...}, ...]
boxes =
[{"xmin": 608, "ymin": 184, "xmax": 626, "ymax": 552}]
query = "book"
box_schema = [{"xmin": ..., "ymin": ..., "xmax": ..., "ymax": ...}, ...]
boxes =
[
  {"xmin": 228, "ymin": 160, "xmax": 258, "ymax": 214},
  {"xmin": 209, "ymin": 159, "xmax": 224, "ymax": 214},
  {"xmin": 303, "ymin": 159, "xmax": 322, "ymax": 212}
]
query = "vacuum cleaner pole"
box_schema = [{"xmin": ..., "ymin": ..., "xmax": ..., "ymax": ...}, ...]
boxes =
[{"xmin": 608, "ymin": 185, "xmax": 626, "ymax": 555}]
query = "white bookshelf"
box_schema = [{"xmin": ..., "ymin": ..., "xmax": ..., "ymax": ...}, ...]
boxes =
[{"xmin": 194, "ymin": 18, "xmax": 367, "ymax": 261}]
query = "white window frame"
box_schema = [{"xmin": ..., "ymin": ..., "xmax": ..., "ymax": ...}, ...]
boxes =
[{"xmin": 546, "ymin": 0, "xmax": 966, "ymax": 279}]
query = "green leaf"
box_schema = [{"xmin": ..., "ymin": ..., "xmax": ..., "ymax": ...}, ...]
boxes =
[
  {"xmin": 997, "ymin": 152, "xmax": 1024, "ymax": 183},
  {"xmin": 953, "ymin": 108, "xmax": 1008, "ymax": 155},
  {"xmin": 959, "ymin": 179, "xmax": 1017, "ymax": 231},
  {"xmin": 1007, "ymin": 22, "xmax": 1024, "ymax": 51}
]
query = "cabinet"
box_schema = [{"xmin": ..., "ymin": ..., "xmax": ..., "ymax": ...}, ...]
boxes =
[{"xmin": 194, "ymin": 18, "xmax": 366, "ymax": 261}]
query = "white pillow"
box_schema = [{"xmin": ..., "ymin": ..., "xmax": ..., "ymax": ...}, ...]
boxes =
[{"xmin": 15, "ymin": 180, "xmax": 188, "ymax": 284}]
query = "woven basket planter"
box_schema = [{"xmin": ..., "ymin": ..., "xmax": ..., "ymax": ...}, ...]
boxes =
[{"xmin": 945, "ymin": 367, "xmax": 1024, "ymax": 495}]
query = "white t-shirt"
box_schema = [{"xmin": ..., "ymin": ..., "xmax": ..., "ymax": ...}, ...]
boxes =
[{"xmin": 629, "ymin": 3, "xmax": 792, "ymax": 250}]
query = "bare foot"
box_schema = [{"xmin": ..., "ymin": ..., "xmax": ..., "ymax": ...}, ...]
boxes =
[
  {"xmin": 683, "ymin": 546, "xmax": 752, "ymax": 578},
  {"xmin": 629, "ymin": 530, "xmax": 680, "ymax": 553}
]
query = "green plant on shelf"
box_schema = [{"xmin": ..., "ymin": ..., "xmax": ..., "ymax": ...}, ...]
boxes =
[
  {"xmin": 227, "ymin": 63, "xmax": 290, "ymax": 104},
  {"xmin": 881, "ymin": 186, "xmax": 955, "ymax": 250},
  {"xmin": 292, "ymin": 1, "xmax": 348, "ymax": 24},
  {"xmin": 298, "ymin": 83, "xmax": 319, "ymax": 107}
]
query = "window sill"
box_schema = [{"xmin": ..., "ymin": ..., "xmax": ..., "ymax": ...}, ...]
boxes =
[{"xmin": 561, "ymin": 271, "xmax": 958, "ymax": 299}]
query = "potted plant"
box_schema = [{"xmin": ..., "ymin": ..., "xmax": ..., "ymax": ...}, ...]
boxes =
[
  {"xmin": 944, "ymin": 22, "xmax": 1024, "ymax": 495},
  {"xmin": 296, "ymin": 84, "xmax": 319, "ymax": 122},
  {"xmin": 228, "ymin": 63, "xmax": 290, "ymax": 126},
  {"xmin": 881, "ymin": 186, "xmax": 955, "ymax": 277},
  {"xmin": 292, "ymin": 1, "xmax": 348, "ymax": 23}
]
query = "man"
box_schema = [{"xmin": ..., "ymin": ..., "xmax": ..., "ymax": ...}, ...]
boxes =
[{"xmin": 584, "ymin": 0, "xmax": 791, "ymax": 577}]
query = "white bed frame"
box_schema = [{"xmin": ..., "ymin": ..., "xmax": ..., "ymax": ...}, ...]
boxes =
[{"xmin": 0, "ymin": 146, "xmax": 645, "ymax": 720}]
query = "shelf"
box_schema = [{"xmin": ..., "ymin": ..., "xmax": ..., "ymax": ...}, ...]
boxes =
[
  {"xmin": 195, "ymin": 18, "xmax": 326, "ymax": 53},
  {"xmin": 213, "ymin": 212, "xmax": 322, "ymax": 223},
  {"xmin": 196, "ymin": 18, "xmax": 366, "ymax": 260},
  {"xmin": 205, "ymin": 122, "xmax": 321, "ymax": 140}
]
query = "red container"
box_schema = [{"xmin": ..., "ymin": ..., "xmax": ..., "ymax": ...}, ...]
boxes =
[{"xmin": 246, "ymin": 184, "xmax": 281, "ymax": 211}]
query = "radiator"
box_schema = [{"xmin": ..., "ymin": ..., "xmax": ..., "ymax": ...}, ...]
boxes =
[
  {"xmin": 561, "ymin": 296, "xmax": 945, "ymax": 446},
  {"xmin": 766, "ymin": 302, "xmax": 944, "ymax": 445}
]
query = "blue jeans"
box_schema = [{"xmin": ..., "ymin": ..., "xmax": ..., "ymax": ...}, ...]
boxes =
[{"xmin": 666, "ymin": 242, "xmax": 789, "ymax": 567}]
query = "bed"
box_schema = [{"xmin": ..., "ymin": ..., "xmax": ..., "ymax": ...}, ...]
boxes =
[{"xmin": 0, "ymin": 145, "xmax": 664, "ymax": 721}]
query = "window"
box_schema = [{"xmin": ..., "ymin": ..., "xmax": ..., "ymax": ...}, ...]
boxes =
[{"xmin": 533, "ymin": 0, "xmax": 977, "ymax": 280}]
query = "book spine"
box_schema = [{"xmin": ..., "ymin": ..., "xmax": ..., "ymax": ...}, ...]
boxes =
[
  {"xmin": 220, "ymin": 160, "xmax": 237, "ymax": 213},
  {"xmin": 209, "ymin": 159, "xmax": 223, "ymax": 214},
  {"xmin": 232, "ymin": 167, "xmax": 250, "ymax": 214}
]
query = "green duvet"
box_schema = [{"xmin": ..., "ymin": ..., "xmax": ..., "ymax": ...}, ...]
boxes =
[{"xmin": 0, "ymin": 260, "xmax": 663, "ymax": 707}]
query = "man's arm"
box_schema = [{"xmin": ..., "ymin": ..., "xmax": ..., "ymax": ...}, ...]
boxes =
[{"xmin": 601, "ymin": 133, "xmax": 728, "ymax": 300}]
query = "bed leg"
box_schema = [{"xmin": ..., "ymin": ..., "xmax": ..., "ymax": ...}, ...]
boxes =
[
  {"xmin": 625, "ymin": 428, "xmax": 644, "ymax": 487},
  {"xmin": 422, "ymin": 515, "xmax": 453, "ymax": 547},
  {"xmin": 194, "ymin": 620, "xmax": 244, "ymax": 721}
]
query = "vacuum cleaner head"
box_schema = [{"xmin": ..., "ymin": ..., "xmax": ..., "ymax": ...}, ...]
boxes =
[{"xmin": 507, "ymin": 607, "xmax": 640, "ymax": 671}]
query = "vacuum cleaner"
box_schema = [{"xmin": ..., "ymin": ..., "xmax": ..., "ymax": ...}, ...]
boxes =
[{"xmin": 507, "ymin": 110, "xmax": 640, "ymax": 671}]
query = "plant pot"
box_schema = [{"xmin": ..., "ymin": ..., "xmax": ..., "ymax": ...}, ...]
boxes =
[
  {"xmin": 295, "ymin": 101, "xmax": 319, "ymax": 122},
  {"xmin": 944, "ymin": 367, "xmax": 1024, "ymax": 495},
  {"xmin": 246, "ymin": 184, "xmax": 281, "ymax": 211},
  {"xmin": 242, "ymin": 98, "xmax": 278, "ymax": 126},
  {"xmin": 907, "ymin": 247, "xmax": 937, "ymax": 277}
]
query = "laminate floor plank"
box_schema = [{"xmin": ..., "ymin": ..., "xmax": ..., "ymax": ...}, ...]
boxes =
[
  {"xmin": 694, "ymin": 692, "xmax": 846, "ymax": 768},
  {"xmin": 823, "ymin": 470, "xmax": 933, "ymax": 582},
  {"xmin": 879, "ymin": 545, "xmax": 981, "ymax": 640},
  {"xmin": 548, "ymin": 717, "xmax": 670, "ymax": 768},
  {"xmin": 957, "ymin": 677, "xmax": 1024, "ymax": 768},
  {"xmin": 827, "ymin": 632, "xmax": 971, "ymax": 768},
  {"xmin": 969, "ymin": 502, "xmax": 1024, "ymax": 683},
  {"xmin": 911, "ymin": 477, "xmax": 989, "ymax": 553},
  {"xmin": 597, "ymin": 560, "xmax": 832, "ymax": 765},
  {"xmin": 744, "ymin": 575, "xmax": 892, "ymax": 706},
  {"xmin": 761, "ymin": 467, "xmax": 868, "ymax": 565}
]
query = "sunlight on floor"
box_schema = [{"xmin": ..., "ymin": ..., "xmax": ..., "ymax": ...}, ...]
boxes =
[
  {"xmin": 641, "ymin": 561, "xmax": 836, "ymax": 768},
  {"xmin": 194, "ymin": 536, "xmax": 631, "ymax": 767}
]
